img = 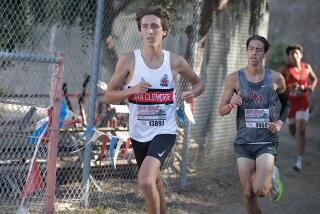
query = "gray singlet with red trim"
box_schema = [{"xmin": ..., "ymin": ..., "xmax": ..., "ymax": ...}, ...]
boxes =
[{"xmin": 234, "ymin": 68, "xmax": 279, "ymax": 145}]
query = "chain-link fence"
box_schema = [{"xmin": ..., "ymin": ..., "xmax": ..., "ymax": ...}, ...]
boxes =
[
  {"xmin": 0, "ymin": 51, "xmax": 63, "ymax": 214},
  {"xmin": 0, "ymin": 0, "xmax": 270, "ymax": 213}
]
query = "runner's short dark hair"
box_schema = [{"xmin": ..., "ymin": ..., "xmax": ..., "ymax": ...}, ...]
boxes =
[
  {"xmin": 246, "ymin": 35, "xmax": 271, "ymax": 53},
  {"xmin": 136, "ymin": 6, "xmax": 170, "ymax": 38},
  {"xmin": 286, "ymin": 44, "xmax": 303, "ymax": 55}
]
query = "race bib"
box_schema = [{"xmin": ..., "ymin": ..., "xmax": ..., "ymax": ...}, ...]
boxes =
[
  {"xmin": 289, "ymin": 85, "xmax": 305, "ymax": 97},
  {"xmin": 245, "ymin": 109, "xmax": 270, "ymax": 128},
  {"xmin": 128, "ymin": 89, "xmax": 174, "ymax": 127},
  {"xmin": 137, "ymin": 105, "xmax": 166, "ymax": 127}
]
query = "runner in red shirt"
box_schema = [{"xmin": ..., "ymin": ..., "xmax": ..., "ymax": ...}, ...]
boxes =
[{"xmin": 280, "ymin": 44, "xmax": 318, "ymax": 171}]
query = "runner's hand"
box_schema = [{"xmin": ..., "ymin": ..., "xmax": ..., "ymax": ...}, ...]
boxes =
[
  {"xmin": 229, "ymin": 91, "xmax": 242, "ymax": 108},
  {"xmin": 287, "ymin": 83, "xmax": 298, "ymax": 92},
  {"xmin": 268, "ymin": 120, "xmax": 283, "ymax": 133},
  {"xmin": 182, "ymin": 91, "xmax": 194, "ymax": 103},
  {"xmin": 131, "ymin": 81, "xmax": 152, "ymax": 94},
  {"xmin": 52, "ymin": 63, "xmax": 59, "ymax": 70},
  {"xmin": 308, "ymin": 85, "xmax": 316, "ymax": 92}
]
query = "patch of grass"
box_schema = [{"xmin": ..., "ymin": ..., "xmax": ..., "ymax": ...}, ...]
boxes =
[{"xmin": 95, "ymin": 205, "xmax": 106, "ymax": 214}]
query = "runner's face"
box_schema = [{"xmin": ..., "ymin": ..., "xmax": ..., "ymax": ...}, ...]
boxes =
[
  {"xmin": 140, "ymin": 15, "xmax": 165, "ymax": 46},
  {"xmin": 247, "ymin": 40, "xmax": 266, "ymax": 66},
  {"xmin": 289, "ymin": 49, "xmax": 302, "ymax": 64}
]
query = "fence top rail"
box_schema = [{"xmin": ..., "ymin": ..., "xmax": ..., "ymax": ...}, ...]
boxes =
[{"xmin": 0, "ymin": 50, "xmax": 60, "ymax": 64}]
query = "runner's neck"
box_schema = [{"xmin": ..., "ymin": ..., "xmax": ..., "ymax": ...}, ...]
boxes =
[
  {"xmin": 289, "ymin": 61, "xmax": 302, "ymax": 71},
  {"xmin": 244, "ymin": 66, "xmax": 265, "ymax": 83},
  {"xmin": 140, "ymin": 48, "xmax": 164, "ymax": 69},
  {"xmin": 141, "ymin": 47, "xmax": 163, "ymax": 58},
  {"xmin": 245, "ymin": 65, "xmax": 264, "ymax": 76}
]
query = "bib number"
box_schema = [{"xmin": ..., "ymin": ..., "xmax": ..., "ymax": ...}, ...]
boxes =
[
  {"xmin": 245, "ymin": 109, "xmax": 270, "ymax": 129},
  {"xmin": 149, "ymin": 120, "xmax": 165, "ymax": 126}
]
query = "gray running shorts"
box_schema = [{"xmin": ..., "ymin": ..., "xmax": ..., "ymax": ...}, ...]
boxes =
[{"xmin": 234, "ymin": 142, "xmax": 278, "ymax": 160}]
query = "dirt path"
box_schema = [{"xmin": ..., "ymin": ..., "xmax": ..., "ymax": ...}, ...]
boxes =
[
  {"xmin": 75, "ymin": 121, "xmax": 320, "ymax": 214},
  {"xmin": 214, "ymin": 121, "xmax": 320, "ymax": 214}
]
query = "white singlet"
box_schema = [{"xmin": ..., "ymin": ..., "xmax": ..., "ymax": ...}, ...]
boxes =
[{"xmin": 124, "ymin": 49, "xmax": 177, "ymax": 142}]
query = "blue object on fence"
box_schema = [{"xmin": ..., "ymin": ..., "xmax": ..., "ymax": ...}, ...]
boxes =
[
  {"xmin": 77, "ymin": 127, "xmax": 94, "ymax": 143},
  {"xmin": 109, "ymin": 136, "xmax": 117, "ymax": 169},
  {"xmin": 58, "ymin": 100, "xmax": 67, "ymax": 128},
  {"xmin": 176, "ymin": 107, "xmax": 187, "ymax": 129},
  {"xmin": 68, "ymin": 127, "xmax": 94, "ymax": 154},
  {"xmin": 26, "ymin": 100, "xmax": 67, "ymax": 144},
  {"xmin": 26, "ymin": 119, "xmax": 48, "ymax": 144}
]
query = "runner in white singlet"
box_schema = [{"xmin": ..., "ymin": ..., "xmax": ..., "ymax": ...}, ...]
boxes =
[{"xmin": 104, "ymin": 6, "xmax": 204, "ymax": 214}]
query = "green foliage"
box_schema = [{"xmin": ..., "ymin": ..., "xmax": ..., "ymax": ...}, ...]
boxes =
[
  {"xmin": 0, "ymin": 0, "xmax": 33, "ymax": 49},
  {"xmin": 0, "ymin": 0, "xmax": 194, "ymax": 50},
  {"xmin": 266, "ymin": 40, "xmax": 287, "ymax": 70},
  {"xmin": 0, "ymin": 0, "xmax": 99, "ymax": 50},
  {"xmin": 94, "ymin": 204, "xmax": 106, "ymax": 214}
]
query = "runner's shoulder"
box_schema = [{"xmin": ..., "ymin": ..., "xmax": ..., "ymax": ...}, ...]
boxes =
[
  {"xmin": 270, "ymin": 69, "xmax": 286, "ymax": 92},
  {"xmin": 169, "ymin": 52, "xmax": 185, "ymax": 67},
  {"xmin": 271, "ymin": 69, "xmax": 284, "ymax": 80},
  {"xmin": 117, "ymin": 51, "xmax": 135, "ymax": 70},
  {"xmin": 226, "ymin": 70, "xmax": 239, "ymax": 82},
  {"xmin": 277, "ymin": 65, "xmax": 289, "ymax": 73},
  {"xmin": 119, "ymin": 51, "xmax": 135, "ymax": 62},
  {"xmin": 224, "ymin": 71, "xmax": 239, "ymax": 90},
  {"xmin": 304, "ymin": 63, "xmax": 312, "ymax": 70}
]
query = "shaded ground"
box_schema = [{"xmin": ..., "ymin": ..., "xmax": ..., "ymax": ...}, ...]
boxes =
[
  {"xmin": 166, "ymin": 120, "xmax": 320, "ymax": 214},
  {"xmin": 60, "ymin": 121, "xmax": 320, "ymax": 214},
  {"xmin": 214, "ymin": 120, "xmax": 320, "ymax": 214}
]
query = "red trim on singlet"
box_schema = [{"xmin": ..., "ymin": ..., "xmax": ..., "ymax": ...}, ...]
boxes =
[{"xmin": 128, "ymin": 88, "xmax": 174, "ymax": 105}]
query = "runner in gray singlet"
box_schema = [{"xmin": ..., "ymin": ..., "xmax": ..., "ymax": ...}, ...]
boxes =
[
  {"xmin": 235, "ymin": 68, "xmax": 279, "ymax": 145},
  {"xmin": 219, "ymin": 35, "xmax": 289, "ymax": 213}
]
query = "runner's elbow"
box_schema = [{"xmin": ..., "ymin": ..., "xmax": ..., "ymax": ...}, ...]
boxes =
[
  {"xmin": 218, "ymin": 107, "xmax": 227, "ymax": 117},
  {"xmin": 104, "ymin": 92, "xmax": 114, "ymax": 104}
]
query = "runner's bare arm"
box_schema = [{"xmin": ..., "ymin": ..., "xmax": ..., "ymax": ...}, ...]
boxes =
[
  {"xmin": 171, "ymin": 54, "xmax": 205, "ymax": 103},
  {"xmin": 268, "ymin": 70, "xmax": 288, "ymax": 133},
  {"xmin": 105, "ymin": 53, "xmax": 151, "ymax": 104},
  {"xmin": 272, "ymin": 70, "xmax": 286, "ymax": 93},
  {"xmin": 278, "ymin": 66, "xmax": 289, "ymax": 81},
  {"xmin": 306, "ymin": 64, "xmax": 318, "ymax": 92},
  {"xmin": 219, "ymin": 72, "xmax": 240, "ymax": 116},
  {"xmin": 278, "ymin": 66, "xmax": 298, "ymax": 92}
]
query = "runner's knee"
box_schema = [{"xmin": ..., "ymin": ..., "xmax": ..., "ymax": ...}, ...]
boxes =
[
  {"xmin": 297, "ymin": 128, "xmax": 306, "ymax": 137},
  {"xmin": 242, "ymin": 184, "xmax": 255, "ymax": 199},
  {"xmin": 253, "ymin": 185, "xmax": 270, "ymax": 197},
  {"xmin": 155, "ymin": 176, "xmax": 162, "ymax": 188},
  {"xmin": 243, "ymin": 189, "xmax": 255, "ymax": 200},
  {"xmin": 138, "ymin": 177, "xmax": 155, "ymax": 193},
  {"xmin": 289, "ymin": 124, "xmax": 296, "ymax": 136}
]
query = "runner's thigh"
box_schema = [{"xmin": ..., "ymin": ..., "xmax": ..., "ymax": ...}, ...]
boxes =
[{"xmin": 254, "ymin": 153, "xmax": 274, "ymax": 190}]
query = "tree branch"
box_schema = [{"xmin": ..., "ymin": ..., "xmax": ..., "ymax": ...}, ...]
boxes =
[{"xmin": 114, "ymin": 0, "xmax": 134, "ymax": 18}]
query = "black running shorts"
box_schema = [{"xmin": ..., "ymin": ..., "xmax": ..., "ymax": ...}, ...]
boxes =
[
  {"xmin": 234, "ymin": 142, "xmax": 278, "ymax": 160},
  {"xmin": 131, "ymin": 134, "xmax": 176, "ymax": 167}
]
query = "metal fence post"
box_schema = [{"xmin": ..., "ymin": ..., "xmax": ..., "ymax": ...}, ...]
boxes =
[
  {"xmin": 180, "ymin": 0, "xmax": 203, "ymax": 189},
  {"xmin": 80, "ymin": 0, "xmax": 105, "ymax": 208},
  {"xmin": 43, "ymin": 52, "xmax": 64, "ymax": 214}
]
